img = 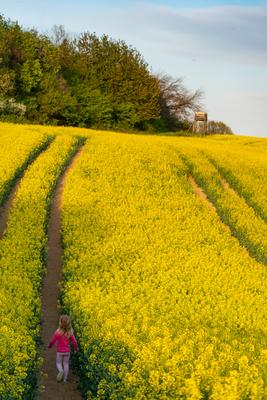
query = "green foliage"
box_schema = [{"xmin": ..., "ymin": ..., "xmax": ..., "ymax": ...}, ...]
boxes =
[
  {"xmin": 207, "ymin": 120, "xmax": 233, "ymax": 135},
  {"xmin": 0, "ymin": 70, "xmax": 14, "ymax": 96},
  {"xmin": 0, "ymin": 14, "xmax": 205, "ymax": 133},
  {"xmin": 75, "ymin": 32, "xmax": 160, "ymax": 128},
  {"xmin": 0, "ymin": 15, "xmax": 161, "ymax": 130},
  {"xmin": 74, "ymin": 86, "xmax": 113, "ymax": 128},
  {"xmin": 20, "ymin": 60, "xmax": 42, "ymax": 94}
]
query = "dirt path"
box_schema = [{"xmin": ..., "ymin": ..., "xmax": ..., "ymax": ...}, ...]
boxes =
[
  {"xmin": 0, "ymin": 144, "xmax": 51, "ymax": 239},
  {"xmin": 221, "ymin": 178, "xmax": 236, "ymax": 195},
  {"xmin": 38, "ymin": 147, "xmax": 83, "ymax": 400},
  {"xmin": 0, "ymin": 142, "xmax": 53, "ymax": 240},
  {"xmin": 188, "ymin": 174, "xmax": 252, "ymax": 258},
  {"xmin": 188, "ymin": 175, "xmax": 216, "ymax": 212},
  {"xmin": 0, "ymin": 183, "xmax": 20, "ymax": 240}
]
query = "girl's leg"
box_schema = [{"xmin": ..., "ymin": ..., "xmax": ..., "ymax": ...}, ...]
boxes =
[
  {"xmin": 63, "ymin": 353, "xmax": 70, "ymax": 382},
  {"xmin": 56, "ymin": 353, "xmax": 64, "ymax": 373},
  {"xmin": 56, "ymin": 353, "xmax": 64, "ymax": 381}
]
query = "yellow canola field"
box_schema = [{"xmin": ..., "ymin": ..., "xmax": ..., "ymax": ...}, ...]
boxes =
[
  {"xmin": 173, "ymin": 143, "xmax": 267, "ymax": 265},
  {"xmin": 0, "ymin": 133, "xmax": 79, "ymax": 399},
  {"xmin": 0, "ymin": 123, "xmax": 50, "ymax": 205},
  {"xmin": 61, "ymin": 132, "xmax": 267, "ymax": 399},
  {"xmin": 194, "ymin": 137, "xmax": 267, "ymax": 223}
]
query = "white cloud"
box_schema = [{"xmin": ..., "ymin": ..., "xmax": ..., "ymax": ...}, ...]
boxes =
[{"xmin": 108, "ymin": 3, "xmax": 267, "ymax": 66}]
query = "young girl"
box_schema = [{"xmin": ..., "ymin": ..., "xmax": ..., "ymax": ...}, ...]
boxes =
[{"xmin": 48, "ymin": 315, "xmax": 78, "ymax": 382}]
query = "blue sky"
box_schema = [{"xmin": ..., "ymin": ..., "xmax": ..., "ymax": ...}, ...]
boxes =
[{"xmin": 1, "ymin": 0, "xmax": 267, "ymax": 137}]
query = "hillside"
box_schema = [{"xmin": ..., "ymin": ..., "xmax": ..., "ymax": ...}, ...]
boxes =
[{"xmin": 0, "ymin": 122, "xmax": 266, "ymax": 399}]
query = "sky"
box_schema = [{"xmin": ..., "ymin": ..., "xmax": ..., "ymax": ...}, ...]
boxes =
[{"xmin": 1, "ymin": 0, "xmax": 267, "ymax": 137}]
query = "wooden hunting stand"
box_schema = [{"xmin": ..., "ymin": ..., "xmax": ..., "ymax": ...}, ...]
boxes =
[{"xmin": 193, "ymin": 112, "xmax": 208, "ymax": 135}]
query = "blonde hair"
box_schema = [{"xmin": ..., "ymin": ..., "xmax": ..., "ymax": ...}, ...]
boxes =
[{"xmin": 57, "ymin": 315, "xmax": 73, "ymax": 337}]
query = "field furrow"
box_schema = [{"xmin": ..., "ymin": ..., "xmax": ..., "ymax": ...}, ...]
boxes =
[
  {"xmin": 178, "ymin": 146, "xmax": 267, "ymax": 265},
  {"xmin": 60, "ymin": 132, "xmax": 267, "ymax": 399},
  {"xmin": 0, "ymin": 134, "xmax": 80, "ymax": 399},
  {"xmin": 203, "ymin": 146, "xmax": 267, "ymax": 224},
  {"xmin": 38, "ymin": 144, "xmax": 84, "ymax": 400},
  {"xmin": 0, "ymin": 123, "xmax": 51, "ymax": 207},
  {"xmin": 1, "ymin": 125, "xmax": 267, "ymax": 399}
]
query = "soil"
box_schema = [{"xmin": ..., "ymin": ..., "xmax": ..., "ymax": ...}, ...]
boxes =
[
  {"xmin": 0, "ymin": 144, "xmax": 51, "ymax": 239},
  {"xmin": 38, "ymin": 148, "xmax": 83, "ymax": 400},
  {"xmin": 221, "ymin": 178, "xmax": 236, "ymax": 195},
  {"xmin": 189, "ymin": 174, "xmax": 251, "ymax": 257},
  {"xmin": 188, "ymin": 175, "xmax": 216, "ymax": 212},
  {"xmin": 0, "ymin": 183, "xmax": 20, "ymax": 239}
]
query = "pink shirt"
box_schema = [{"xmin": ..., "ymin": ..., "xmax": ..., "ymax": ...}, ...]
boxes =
[{"xmin": 48, "ymin": 330, "xmax": 78, "ymax": 353}]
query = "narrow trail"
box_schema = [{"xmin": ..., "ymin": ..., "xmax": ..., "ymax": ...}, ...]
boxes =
[
  {"xmin": 0, "ymin": 182, "xmax": 20, "ymax": 240},
  {"xmin": 0, "ymin": 143, "xmax": 51, "ymax": 239},
  {"xmin": 205, "ymin": 154, "xmax": 267, "ymax": 225},
  {"xmin": 221, "ymin": 178, "xmax": 237, "ymax": 195},
  {"xmin": 188, "ymin": 174, "xmax": 250, "ymax": 258},
  {"xmin": 188, "ymin": 175, "xmax": 216, "ymax": 212},
  {"xmin": 38, "ymin": 147, "xmax": 83, "ymax": 400}
]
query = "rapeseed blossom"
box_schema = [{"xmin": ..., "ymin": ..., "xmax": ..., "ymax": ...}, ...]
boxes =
[
  {"xmin": 0, "ymin": 130, "xmax": 79, "ymax": 398},
  {"xmin": 175, "ymin": 143, "xmax": 267, "ymax": 264},
  {"xmin": 0, "ymin": 122, "xmax": 49, "ymax": 205},
  {"xmin": 61, "ymin": 132, "xmax": 267, "ymax": 399},
  {"xmin": 1, "ymin": 123, "xmax": 267, "ymax": 399}
]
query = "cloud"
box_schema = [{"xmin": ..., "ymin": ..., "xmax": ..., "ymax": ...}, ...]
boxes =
[
  {"xmin": 118, "ymin": 3, "xmax": 267, "ymax": 66},
  {"xmin": 43, "ymin": 2, "xmax": 265, "ymax": 73},
  {"xmin": 6, "ymin": 2, "xmax": 267, "ymax": 66}
]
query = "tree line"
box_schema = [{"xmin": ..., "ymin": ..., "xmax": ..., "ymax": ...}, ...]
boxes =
[{"xmin": 0, "ymin": 15, "xmax": 232, "ymax": 134}]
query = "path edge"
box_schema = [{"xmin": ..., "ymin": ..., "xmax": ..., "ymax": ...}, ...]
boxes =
[{"xmin": 36, "ymin": 135, "xmax": 86, "ymax": 400}]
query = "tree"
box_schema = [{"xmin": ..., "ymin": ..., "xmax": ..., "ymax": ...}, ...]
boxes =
[
  {"xmin": 73, "ymin": 84, "xmax": 113, "ymax": 127},
  {"xmin": 157, "ymin": 74, "xmax": 203, "ymax": 130},
  {"xmin": 75, "ymin": 33, "xmax": 160, "ymax": 129},
  {"xmin": 0, "ymin": 70, "xmax": 14, "ymax": 97},
  {"xmin": 0, "ymin": 14, "xmax": 205, "ymax": 132},
  {"xmin": 207, "ymin": 120, "xmax": 233, "ymax": 135}
]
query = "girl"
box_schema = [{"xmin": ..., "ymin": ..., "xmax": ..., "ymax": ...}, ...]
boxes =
[{"xmin": 48, "ymin": 315, "xmax": 78, "ymax": 382}]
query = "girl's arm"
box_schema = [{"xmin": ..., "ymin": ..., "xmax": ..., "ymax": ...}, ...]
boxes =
[
  {"xmin": 70, "ymin": 334, "xmax": 78, "ymax": 352},
  {"xmin": 48, "ymin": 332, "xmax": 58, "ymax": 348}
]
